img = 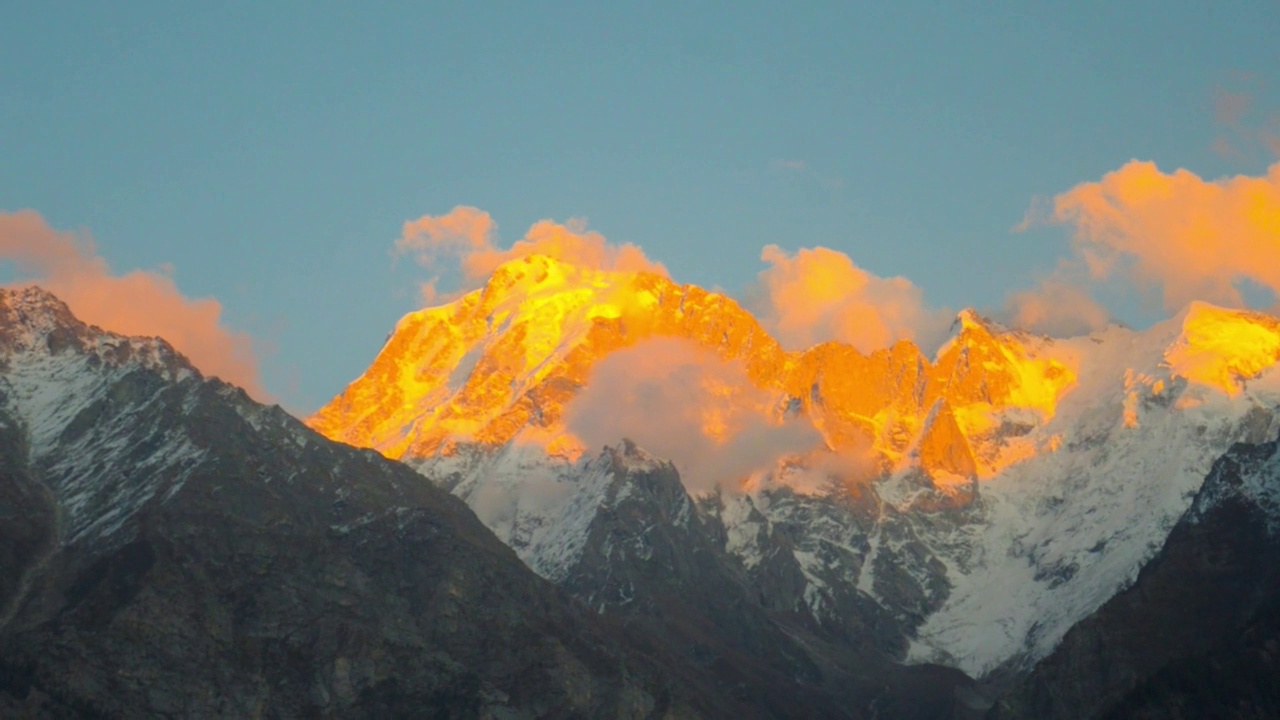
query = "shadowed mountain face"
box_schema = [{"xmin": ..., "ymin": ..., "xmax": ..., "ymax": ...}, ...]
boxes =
[
  {"xmin": 0, "ymin": 287, "xmax": 863, "ymax": 719},
  {"xmin": 537, "ymin": 441, "xmax": 984, "ymax": 719},
  {"xmin": 992, "ymin": 438, "xmax": 1280, "ymax": 720}
]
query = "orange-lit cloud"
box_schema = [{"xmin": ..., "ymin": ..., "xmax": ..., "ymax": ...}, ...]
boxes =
[
  {"xmin": 0, "ymin": 211, "xmax": 268, "ymax": 400},
  {"xmin": 463, "ymin": 218, "xmax": 667, "ymax": 279},
  {"xmin": 753, "ymin": 245, "xmax": 952, "ymax": 354},
  {"xmin": 565, "ymin": 338, "xmax": 821, "ymax": 494},
  {"xmin": 1000, "ymin": 264, "xmax": 1110, "ymax": 337},
  {"xmin": 397, "ymin": 205, "xmax": 495, "ymax": 260},
  {"xmin": 396, "ymin": 206, "xmax": 667, "ymax": 303},
  {"xmin": 1044, "ymin": 160, "xmax": 1280, "ymax": 313}
]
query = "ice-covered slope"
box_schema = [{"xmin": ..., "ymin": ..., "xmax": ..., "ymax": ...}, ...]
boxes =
[
  {"xmin": 415, "ymin": 442, "xmax": 626, "ymax": 582},
  {"xmin": 995, "ymin": 433, "xmax": 1280, "ymax": 719},
  {"xmin": 905, "ymin": 305, "xmax": 1280, "ymax": 674},
  {"xmin": 0, "ymin": 286, "xmax": 211, "ymax": 551},
  {"xmin": 729, "ymin": 304, "xmax": 1280, "ymax": 677}
]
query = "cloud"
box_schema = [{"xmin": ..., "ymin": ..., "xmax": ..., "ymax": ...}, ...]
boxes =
[
  {"xmin": 394, "ymin": 206, "xmax": 496, "ymax": 303},
  {"xmin": 744, "ymin": 446, "xmax": 878, "ymax": 496},
  {"xmin": 395, "ymin": 206, "xmax": 667, "ymax": 302},
  {"xmin": 0, "ymin": 210, "xmax": 268, "ymax": 400},
  {"xmin": 396, "ymin": 205, "xmax": 495, "ymax": 263},
  {"xmin": 999, "ymin": 263, "xmax": 1111, "ymax": 337},
  {"xmin": 564, "ymin": 338, "xmax": 821, "ymax": 494},
  {"xmin": 1211, "ymin": 135, "xmax": 1244, "ymax": 161},
  {"xmin": 1215, "ymin": 88, "xmax": 1252, "ymax": 126},
  {"xmin": 752, "ymin": 245, "xmax": 952, "ymax": 354},
  {"xmin": 1042, "ymin": 160, "xmax": 1280, "ymax": 313},
  {"xmin": 1210, "ymin": 83, "xmax": 1280, "ymax": 161}
]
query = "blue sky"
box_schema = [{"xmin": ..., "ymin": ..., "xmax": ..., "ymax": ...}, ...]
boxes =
[{"xmin": 2, "ymin": 2, "xmax": 1277, "ymax": 411}]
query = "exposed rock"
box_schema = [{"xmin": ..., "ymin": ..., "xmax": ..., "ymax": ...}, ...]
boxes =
[
  {"xmin": 992, "ymin": 438, "xmax": 1280, "ymax": 719},
  {"xmin": 917, "ymin": 400, "xmax": 978, "ymax": 482}
]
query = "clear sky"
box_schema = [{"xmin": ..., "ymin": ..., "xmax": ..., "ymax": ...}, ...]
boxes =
[{"xmin": 3, "ymin": 2, "xmax": 1278, "ymax": 411}]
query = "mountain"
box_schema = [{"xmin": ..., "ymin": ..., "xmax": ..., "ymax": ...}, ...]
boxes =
[
  {"xmin": 0, "ymin": 286, "xmax": 845, "ymax": 719},
  {"xmin": 310, "ymin": 254, "xmax": 1280, "ymax": 713},
  {"xmin": 993, "ymin": 435, "xmax": 1280, "ymax": 718},
  {"xmin": 308, "ymin": 255, "xmax": 1076, "ymax": 477},
  {"xmin": 308, "ymin": 254, "xmax": 789, "ymax": 459}
]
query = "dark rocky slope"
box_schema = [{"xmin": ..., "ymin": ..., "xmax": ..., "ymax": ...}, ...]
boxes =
[
  {"xmin": 556, "ymin": 443, "xmax": 985, "ymax": 719},
  {"xmin": 992, "ymin": 437, "xmax": 1280, "ymax": 719}
]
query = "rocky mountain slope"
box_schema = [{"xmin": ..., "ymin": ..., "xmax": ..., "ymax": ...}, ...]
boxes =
[
  {"xmin": 0, "ymin": 286, "xmax": 847, "ymax": 719},
  {"xmin": 310, "ymin": 253, "xmax": 1280, "ymax": 711},
  {"xmin": 989, "ymin": 433, "xmax": 1280, "ymax": 718}
]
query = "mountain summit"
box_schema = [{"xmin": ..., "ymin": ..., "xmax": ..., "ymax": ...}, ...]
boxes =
[
  {"xmin": 309, "ymin": 254, "xmax": 1077, "ymax": 484},
  {"xmin": 309, "ymin": 254, "xmax": 785, "ymax": 459}
]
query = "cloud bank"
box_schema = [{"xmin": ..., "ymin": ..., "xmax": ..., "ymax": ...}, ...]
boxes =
[
  {"xmin": 752, "ymin": 245, "xmax": 953, "ymax": 354},
  {"xmin": 564, "ymin": 338, "xmax": 821, "ymax": 494},
  {"xmin": 1045, "ymin": 160, "xmax": 1280, "ymax": 313},
  {"xmin": 999, "ymin": 263, "xmax": 1111, "ymax": 337},
  {"xmin": 395, "ymin": 205, "xmax": 667, "ymax": 303},
  {"xmin": 0, "ymin": 211, "xmax": 268, "ymax": 400}
]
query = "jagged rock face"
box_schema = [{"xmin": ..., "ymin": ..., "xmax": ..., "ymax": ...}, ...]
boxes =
[
  {"xmin": 991, "ymin": 438, "xmax": 1280, "ymax": 720},
  {"xmin": 786, "ymin": 313, "xmax": 1074, "ymax": 475},
  {"xmin": 553, "ymin": 445, "xmax": 839, "ymax": 717},
  {"xmin": 917, "ymin": 401, "xmax": 979, "ymax": 480},
  {"xmin": 525, "ymin": 443, "xmax": 981, "ymax": 718},
  {"xmin": 0, "ymin": 287, "xmax": 775, "ymax": 719},
  {"xmin": 308, "ymin": 256, "xmax": 1075, "ymax": 484},
  {"xmin": 409, "ymin": 442, "xmax": 985, "ymax": 717}
]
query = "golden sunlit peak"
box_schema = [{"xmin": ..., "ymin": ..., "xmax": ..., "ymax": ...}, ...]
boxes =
[
  {"xmin": 311, "ymin": 245, "xmax": 1102, "ymax": 489},
  {"xmin": 932, "ymin": 308, "xmax": 1010, "ymax": 362},
  {"xmin": 309, "ymin": 253, "xmax": 1092, "ymax": 486},
  {"xmin": 954, "ymin": 308, "xmax": 996, "ymax": 335},
  {"xmin": 1164, "ymin": 301, "xmax": 1280, "ymax": 397},
  {"xmin": 306, "ymin": 254, "xmax": 784, "ymax": 461},
  {"xmin": 481, "ymin": 253, "xmax": 602, "ymax": 298},
  {"xmin": 491, "ymin": 252, "xmax": 598, "ymax": 282}
]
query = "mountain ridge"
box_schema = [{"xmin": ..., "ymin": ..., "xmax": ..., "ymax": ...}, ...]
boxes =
[
  {"xmin": 308, "ymin": 253, "xmax": 1080, "ymax": 486},
  {"xmin": 306, "ymin": 254, "xmax": 1280, "ymax": 682}
]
